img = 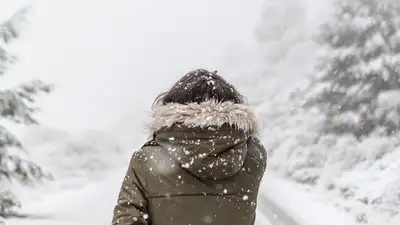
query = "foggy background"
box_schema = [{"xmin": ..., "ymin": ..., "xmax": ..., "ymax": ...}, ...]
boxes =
[{"xmin": 2, "ymin": 0, "xmax": 398, "ymax": 225}]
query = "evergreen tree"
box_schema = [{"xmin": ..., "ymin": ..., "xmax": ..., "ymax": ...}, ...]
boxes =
[
  {"xmin": 306, "ymin": 0, "xmax": 400, "ymax": 138},
  {"xmin": 0, "ymin": 7, "xmax": 52, "ymax": 218}
]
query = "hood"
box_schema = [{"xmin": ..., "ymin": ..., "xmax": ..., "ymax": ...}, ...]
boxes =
[{"xmin": 148, "ymin": 100, "xmax": 261, "ymax": 180}]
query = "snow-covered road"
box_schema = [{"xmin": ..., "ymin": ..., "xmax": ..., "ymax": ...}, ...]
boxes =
[
  {"xmin": 8, "ymin": 168, "xmax": 298, "ymax": 225},
  {"xmin": 9, "ymin": 172, "xmax": 360, "ymax": 225},
  {"xmin": 258, "ymin": 193, "xmax": 300, "ymax": 225}
]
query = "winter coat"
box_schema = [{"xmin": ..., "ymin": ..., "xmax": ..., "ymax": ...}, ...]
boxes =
[{"xmin": 112, "ymin": 100, "xmax": 267, "ymax": 225}]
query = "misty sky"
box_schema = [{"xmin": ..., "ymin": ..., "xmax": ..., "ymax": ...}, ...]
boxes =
[
  {"xmin": 0, "ymin": 0, "xmax": 333, "ymax": 140},
  {"xmin": 1, "ymin": 0, "xmax": 266, "ymax": 135}
]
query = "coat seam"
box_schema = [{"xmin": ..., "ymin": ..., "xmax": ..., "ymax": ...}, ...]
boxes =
[{"xmin": 148, "ymin": 192, "xmax": 250, "ymax": 199}]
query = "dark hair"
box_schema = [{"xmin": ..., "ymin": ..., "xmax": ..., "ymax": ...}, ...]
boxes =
[{"xmin": 153, "ymin": 69, "xmax": 245, "ymax": 106}]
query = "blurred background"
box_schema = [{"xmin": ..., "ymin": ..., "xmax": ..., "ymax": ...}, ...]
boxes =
[{"xmin": 1, "ymin": 0, "xmax": 399, "ymax": 225}]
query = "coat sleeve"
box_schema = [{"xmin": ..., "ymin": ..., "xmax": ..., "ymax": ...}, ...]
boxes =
[{"xmin": 112, "ymin": 152, "xmax": 150, "ymax": 225}]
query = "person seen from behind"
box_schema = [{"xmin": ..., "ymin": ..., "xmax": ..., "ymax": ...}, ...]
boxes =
[{"xmin": 112, "ymin": 69, "xmax": 267, "ymax": 225}]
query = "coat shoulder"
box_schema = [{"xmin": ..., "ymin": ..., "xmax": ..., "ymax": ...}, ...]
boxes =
[
  {"xmin": 130, "ymin": 141, "xmax": 172, "ymax": 175},
  {"xmin": 245, "ymin": 137, "xmax": 268, "ymax": 176},
  {"xmin": 131, "ymin": 141, "xmax": 163, "ymax": 165},
  {"xmin": 247, "ymin": 137, "xmax": 267, "ymax": 162}
]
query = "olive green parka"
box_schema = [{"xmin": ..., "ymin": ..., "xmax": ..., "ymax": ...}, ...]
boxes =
[{"xmin": 112, "ymin": 100, "xmax": 267, "ymax": 225}]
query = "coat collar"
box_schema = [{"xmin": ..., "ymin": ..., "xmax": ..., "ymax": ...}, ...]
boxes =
[{"xmin": 148, "ymin": 100, "xmax": 262, "ymax": 136}]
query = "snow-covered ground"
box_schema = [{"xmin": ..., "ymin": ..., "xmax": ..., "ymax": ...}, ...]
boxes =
[
  {"xmin": 9, "ymin": 167, "xmax": 126, "ymax": 225},
  {"xmin": 10, "ymin": 165, "xmax": 275, "ymax": 225},
  {"xmin": 262, "ymin": 174, "xmax": 358, "ymax": 225},
  {"xmin": 9, "ymin": 169, "xmax": 361, "ymax": 225}
]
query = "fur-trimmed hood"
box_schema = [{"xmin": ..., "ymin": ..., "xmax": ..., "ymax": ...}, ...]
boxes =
[
  {"xmin": 148, "ymin": 100, "xmax": 262, "ymax": 180},
  {"xmin": 148, "ymin": 100, "xmax": 261, "ymax": 136}
]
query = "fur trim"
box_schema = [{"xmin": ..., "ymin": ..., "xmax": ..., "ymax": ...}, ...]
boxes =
[{"xmin": 148, "ymin": 100, "xmax": 262, "ymax": 135}]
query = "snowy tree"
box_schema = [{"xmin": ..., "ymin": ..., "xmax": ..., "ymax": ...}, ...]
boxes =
[
  {"xmin": 306, "ymin": 0, "xmax": 400, "ymax": 138},
  {"xmin": 0, "ymin": 7, "xmax": 52, "ymax": 218}
]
